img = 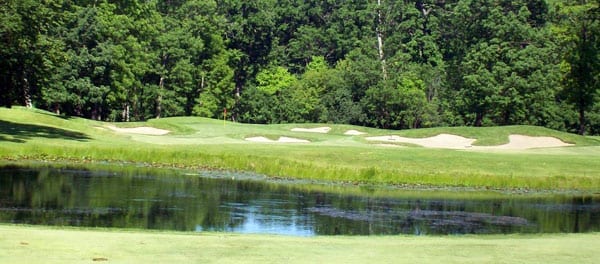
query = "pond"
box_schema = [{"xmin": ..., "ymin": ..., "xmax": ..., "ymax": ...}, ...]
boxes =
[{"xmin": 1, "ymin": 166, "xmax": 599, "ymax": 236}]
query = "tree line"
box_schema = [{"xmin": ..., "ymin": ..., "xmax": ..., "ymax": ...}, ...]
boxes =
[{"xmin": 1, "ymin": 0, "xmax": 598, "ymax": 134}]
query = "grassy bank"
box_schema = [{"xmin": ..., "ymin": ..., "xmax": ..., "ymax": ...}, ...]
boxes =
[
  {"xmin": 1, "ymin": 107, "xmax": 600, "ymax": 190},
  {"xmin": 1, "ymin": 225, "xmax": 598, "ymax": 263}
]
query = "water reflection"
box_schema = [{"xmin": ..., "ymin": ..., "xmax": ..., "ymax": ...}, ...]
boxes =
[{"xmin": 1, "ymin": 166, "xmax": 599, "ymax": 236}]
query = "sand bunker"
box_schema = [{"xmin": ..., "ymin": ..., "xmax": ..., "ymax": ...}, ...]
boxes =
[
  {"xmin": 476, "ymin": 135, "xmax": 573, "ymax": 150},
  {"xmin": 366, "ymin": 134, "xmax": 572, "ymax": 150},
  {"xmin": 367, "ymin": 134, "xmax": 475, "ymax": 149},
  {"xmin": 245, "ymin": 136, "xmax": 310, "ymax": 143},
  {"xmin": 106, "ymin": 125, "xmax": 170, "ymax": 135},
  {"xmin": 291, "ymin": 127, "xmax": 331, "ymax": 133},
  {"xmin": 344, "ymin": 130, "xmax": 366, "ymax": 136}
]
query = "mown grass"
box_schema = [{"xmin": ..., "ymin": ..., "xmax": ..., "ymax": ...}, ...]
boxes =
[
  {"xmin": 1, "ymin": 107, "xmax": 600, "ymax": 191},
  {"xmin": 1, "ymin": 225, "xmax": 599, "ymax": 264}
]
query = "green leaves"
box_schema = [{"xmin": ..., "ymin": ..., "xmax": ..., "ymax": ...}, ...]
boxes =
[
  {"xmin": 552, "ymin": 1, "xmax": 600, "ymax": 134},
  {"xmin": 0, "ymin": 0, "xmax": 598, "ymax": 135},
  {"xmin": 454, "ymin": 0, "xmax": 563, "ymax": 127},
  {"xmin": 363, "ymin": 73, "xmax": 430, "ymax": 129},
  {"xmin": 256, "ymin": 66, "xmax": 296, "ymax": 96},
  {"xmin": 193, "ymin": 52, "xmax": 236, "ymax": 118}
]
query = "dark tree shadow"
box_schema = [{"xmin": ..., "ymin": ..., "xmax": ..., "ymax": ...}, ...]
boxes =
[
  {"xmin": 39, "ymin": 111, "xmax": 73, "ymax": 120},
  {"xmin": 0, "ymin": 120, "xmax": 90, "ymax": 143}
]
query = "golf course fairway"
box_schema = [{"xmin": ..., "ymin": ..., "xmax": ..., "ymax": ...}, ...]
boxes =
[
  {"xmin": 1, "ymin": 225, "xmax": 599, "ymax": 263},
  {"xmin": 1, "ymin": 107, "xmax": 600, "ymax": 190}
]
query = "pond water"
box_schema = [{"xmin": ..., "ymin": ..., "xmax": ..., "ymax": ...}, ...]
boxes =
[{"xmin": 1, "ymin": 166, "xmax": 599, "ymax": 236}]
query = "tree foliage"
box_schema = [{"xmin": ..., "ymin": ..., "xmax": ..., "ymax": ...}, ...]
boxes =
[
  {"xmin": 0, "ymin": 0, "xmax": 598, "ymax": 134},
  {"xmin": 551, "ymin": 1, "xmax": 599, "ymax": 135}
]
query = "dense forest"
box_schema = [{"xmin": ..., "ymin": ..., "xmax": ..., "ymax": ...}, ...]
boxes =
[{"xmin": 1, "ymin": 0, "xmax": 598, "ymax": 134}]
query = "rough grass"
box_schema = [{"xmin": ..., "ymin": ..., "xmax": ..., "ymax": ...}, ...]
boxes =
[
  {"xmin": 1, "ymin": 107, "xmax": 600, "ymax": 190},
  {"xmin": 1, "ymin": 225, "xmax": 599, "ymax": 264}
]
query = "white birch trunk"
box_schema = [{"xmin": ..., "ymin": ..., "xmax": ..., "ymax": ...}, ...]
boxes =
[
  {"xmin": 376, "ymin": 0, "xmax": 387, "ymax": 80},
  {"xmin": 122, "ymin": 103, "xmax": 130, "ymax": 122},
  {"xmin": 157, "ymin": 76, "xmax": 164, "ymax": 119}
]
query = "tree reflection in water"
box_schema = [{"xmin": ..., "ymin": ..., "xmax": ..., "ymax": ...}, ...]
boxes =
[{"xmin": 0, "ymin": 166, "xmax": 599, "ymax": 236}]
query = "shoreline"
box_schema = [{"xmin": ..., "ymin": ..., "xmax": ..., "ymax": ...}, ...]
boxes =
[{"xmin": 2, "ymin": 159, "xmax": 598, "ymax": 196}]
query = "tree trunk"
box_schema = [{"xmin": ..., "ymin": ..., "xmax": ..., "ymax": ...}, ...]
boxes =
[
  {"xmin": 0, "ymin": 74, "xmax": 11, "ymax": 107},
  {"xmin": 412, "ymin": 115, "xmax": 422, "ymax": 129},
  {"xmin": 74, "ymin": 99, "xmax": 82, "ymax": 116},
  {"xmin": 132, "ymin": 95, "xmax": 139, "ymax": 121},
  {"xmin": 200, "ymin": 75, "xmax": 205, "ymax": 91},
  {"xmin": 157, "ymin": 53, "xmax": 169, "ymax": 119},
  {"xmin": 91, "ymin": 105, "xmax": 98, "ymax": 121},
  {"xmin": 475, "ymin": 112, "xmax": 484, "ymax": 127},
  {"xmin": 122, "ymin": 103, "xmax": 130, "ymax": 122},
  {"xmin": 232, "ymin": 81, "xmax": 242, "ymax": 122},
  {"xmin": 579, "ymin": 103, "xmax": 586, "ymax": 135},
  {"xmin": 23, "ymin": 77, "xmax": 32, "ymax": 108},
  {"xmin": 157, "ymin": 76, "xmax": 164, "ymax": 119},
  {"xmin": 576, "ymin": 22, "xmax": 590, "ymax": 135},
  {"xmin": 416, "ymin": 2, "xmax": 432, "ymax": 63},
  {"xmin": 376, "ymin": 0, "xmax": 387, "ymax": 80}
]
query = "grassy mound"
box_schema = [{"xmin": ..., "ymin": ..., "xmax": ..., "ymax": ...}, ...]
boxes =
[{"xmin": 1, "ymin": 107, "xmax": 600, "ymax": 190}]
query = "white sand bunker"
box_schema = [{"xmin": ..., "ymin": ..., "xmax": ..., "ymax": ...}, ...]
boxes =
[
  {"xmin": 291, "ymin": 127, "xmax": 331, "ymax": 133},
  {"xmin": 476, "ymin": 135, "xmax": 573, "ymax": 150},
  {"xmin": 367, "ymin": 134, "xmax": 475, "ymax": 149},
  {"xmin": 366, "ymin": 134, "xmax": 572, "ymax": 150},
  {"xmin": 106, "ymin": 125, "xmax": 170, "ymax": 135},
  {"xmin": 344, "ymin": 130, "xmax": 366, "ymax": 136},
  {"xmin": 245, "ymin": 136, "xmax": 309, "ymax": 143}
]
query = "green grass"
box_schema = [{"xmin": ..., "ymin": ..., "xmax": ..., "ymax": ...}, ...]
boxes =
[
  {"xmin": 2, "ymin": 108, "xmax": 600, "ymax": 262},
  {"xmin": 1, "ymin": 107, "xmax": 600, "ymax": 191},
  {"xmin": 1, "ymin": 225, "xmax": 599, "ymax": 264}
]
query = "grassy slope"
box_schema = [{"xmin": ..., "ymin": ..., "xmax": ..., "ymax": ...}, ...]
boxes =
[
  {"xmin": 1, "ymin": 225, "xmax": 599, "ymax": 264},
  {"xmin": 1, "ymin": 107, "xmax": 600, "ymax": 190}
]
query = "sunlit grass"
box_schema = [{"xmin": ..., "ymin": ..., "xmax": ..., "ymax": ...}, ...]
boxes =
[
  {"xmin": 1, "ymin": 107, "xmax": 600, "ymax": 190},
  {"xmin": 1, "ymin": 225, "xmax": 599, "ymax": 264}
]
